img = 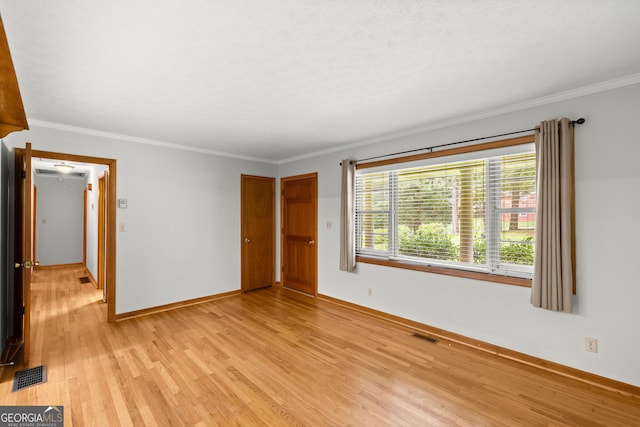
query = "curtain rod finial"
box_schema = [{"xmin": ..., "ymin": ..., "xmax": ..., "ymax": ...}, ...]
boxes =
[{"xmin": 573, "ymin": 118, "xmax": 585, "ymax": 125}]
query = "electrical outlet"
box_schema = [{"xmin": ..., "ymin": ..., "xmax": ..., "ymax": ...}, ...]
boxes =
[{"xmin": 585, "ymin": 337, "xmax": 598, "ymax": 353}]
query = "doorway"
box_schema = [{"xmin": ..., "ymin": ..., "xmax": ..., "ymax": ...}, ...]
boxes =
[
  {"xmin": 280, "ymin": 173, "xmax": 317, "ymax": 295},
  {"xmin": 34, "ymin": 163, "xmax": 90, "ymax": 268},
  {"xmin": 14, "ymin": 145, "xmax": 117, "ymax": 330}
]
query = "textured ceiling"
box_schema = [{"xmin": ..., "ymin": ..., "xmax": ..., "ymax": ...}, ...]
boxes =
[{"xmin": 1, "ymin": 1, "xmax": 639, "ymax": 162}]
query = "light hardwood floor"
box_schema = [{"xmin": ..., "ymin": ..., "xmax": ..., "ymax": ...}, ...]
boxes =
[{"xmin": 1, "ymin": 265, "xmax": 639, "ymax": 426}]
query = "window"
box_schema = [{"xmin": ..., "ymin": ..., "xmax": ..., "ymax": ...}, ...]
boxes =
[{"xmin": 355, "ymin": 137, "xmax": 536, "ymax": 283}]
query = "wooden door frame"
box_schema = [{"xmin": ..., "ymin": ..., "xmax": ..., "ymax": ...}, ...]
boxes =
[
  {"xmin": 97, "ymin": 173, "xmax": 106, "ymax": 291},
  {"xmin": 280, "ymin": 172, "xmax": 318, "ymax": 296},
  {"xmin": 83, "ymin": 186, "xmax": 87, "ymax": 267},
  {"xmin": 17, "ymin": 147, "xmax": 118, "ymax": 322},
  {"xmin": 33, "ymin": 185, "xmax": 37, "ymax": 267},
  {"xmin": 240, "ymin": 174, "xmax": 276, "ymax": 292}
]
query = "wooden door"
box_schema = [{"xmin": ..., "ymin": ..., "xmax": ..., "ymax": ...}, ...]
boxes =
[
  {"xmin": 241, "ymin": 175, "xmax": 275, "ymax": 292},
  {"xmin": 13, "ymin": 143, "xmax": 35, "ymax": 364},
  {"xmin": 33, "ymin": 186, "xmax": 37, "ymax": 266},
  {"xmin": 97, "ymin": 174, "xmax": 106, "ymax": 292},
  {"xmin": 281, "ymin": 173, "xmax": 317, "ymax": 295}
]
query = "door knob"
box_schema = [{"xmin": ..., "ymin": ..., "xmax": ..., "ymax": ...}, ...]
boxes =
[
  {"xmin": 15, "ymin": 261, "xmax": 40, "ymax": 268},
  {"xmin": 308, "ymin": 240, "xmax": 315, "ymax": 245},
  {"xmin": 245, "ymin": 238, "xmax": 251, "ymax": 243}
]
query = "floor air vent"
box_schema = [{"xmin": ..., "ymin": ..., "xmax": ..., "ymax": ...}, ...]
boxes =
[
  {"xmin": 12, "ymin": 365, "xmax": 47, "ymax": 392},
  {"xmin": 413, "ymin": 333, "xmax": 439, "ymax": 344},
  {"xmin": 79, "ymin": 277, "xmax": 91, "ymax": 284}
]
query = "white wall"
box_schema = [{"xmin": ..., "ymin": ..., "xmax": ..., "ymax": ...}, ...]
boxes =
[
  {"xmin": 34, "ymin": 174, "xmax": 85, "ymax": 265},
  {"xmin": 5, "ymin": 84, "xmax": 638, "ymax": 388},
  {"xmin": 278, "ymin": 83, "xmax": 640, "ymax": 387},
  {"xmin": 7, "ymin": 127, "xmax": 277, "ymax": 314}
]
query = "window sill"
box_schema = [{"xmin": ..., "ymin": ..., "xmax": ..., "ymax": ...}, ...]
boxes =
[{"xmin": 356, "ymin": 256, "xmax": 533, "ymax": 288}]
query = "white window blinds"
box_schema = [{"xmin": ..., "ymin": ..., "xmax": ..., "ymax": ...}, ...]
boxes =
[{"xmin": 355, "ymin": 144, "xmax": 536, "ymax": 278}]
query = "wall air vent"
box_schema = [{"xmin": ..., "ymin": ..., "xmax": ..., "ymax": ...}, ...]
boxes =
[{"xmin": 35, "ymin": 168, "xmax": 87, "ymax": 178}]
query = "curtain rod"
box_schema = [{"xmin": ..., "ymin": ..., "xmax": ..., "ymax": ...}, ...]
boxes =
[{"xmin": 340, "ymin": 118, "xmax": 585, "ymax": 166}]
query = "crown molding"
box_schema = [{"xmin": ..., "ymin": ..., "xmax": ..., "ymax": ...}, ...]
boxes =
[
  {"xmin": 23, "ymin": 73, "xmax": 640, "ymax": 166},
  {"xmin": 278, "ymin": 73, "xmax": 640, "ymax": 164},
  {"xmin": 26, "ymin": 119, "xmax": 278, "ymax": 164}
]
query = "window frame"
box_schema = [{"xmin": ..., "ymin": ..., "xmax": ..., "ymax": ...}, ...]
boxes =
[{"xmin": 355, "ymin": 134, "xmax": 535, "ymax": 288}]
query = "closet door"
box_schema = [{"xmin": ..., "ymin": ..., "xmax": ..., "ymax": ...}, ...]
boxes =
[{"xmin": 241, "ymin": 175, "xmax": 275, "ymax": 292}]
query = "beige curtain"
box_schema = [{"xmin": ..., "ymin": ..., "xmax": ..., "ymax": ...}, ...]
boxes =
[
  {"xmin": 339, "ymin": 160, "xmax": 356, "ymax": 272},
  {"xmin": 531, "ymin": 118, "xmax": 575, "ymax": 312}
]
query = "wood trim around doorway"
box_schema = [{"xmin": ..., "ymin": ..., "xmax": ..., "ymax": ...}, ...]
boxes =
[
  {"xmin": 83, "ymin": 186, "xmax": 87, "ymax": 266},
  {"xmin": 22, "ymin": 148, "xmax": 118, "ymax": 322},
  {"xmin": 97, "ymin": 173, "xmax": 106, "ymax": 291}
]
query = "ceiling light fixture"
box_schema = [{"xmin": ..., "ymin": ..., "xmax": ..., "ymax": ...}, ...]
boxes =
[{"xmin": 54, "ymin": 162, "xmax": 75, "ymax": 173}]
